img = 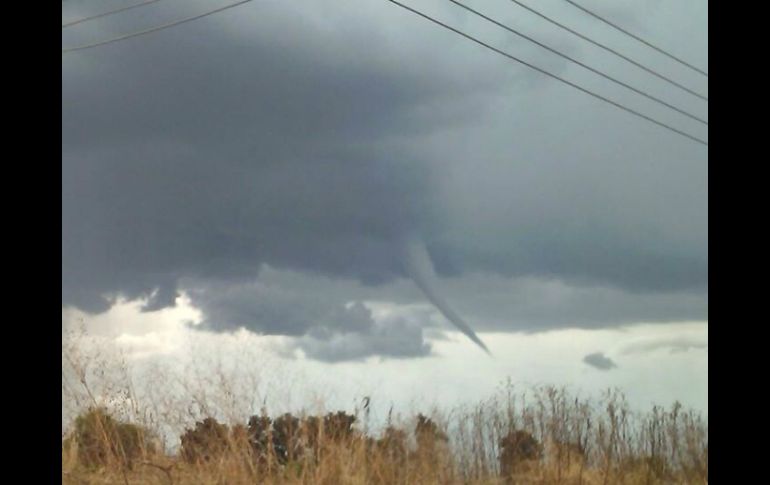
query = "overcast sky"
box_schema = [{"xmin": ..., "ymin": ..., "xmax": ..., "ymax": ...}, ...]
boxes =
[{"xmin": 62, "ymin": 0, "xmax": 707, "ymax": 413}]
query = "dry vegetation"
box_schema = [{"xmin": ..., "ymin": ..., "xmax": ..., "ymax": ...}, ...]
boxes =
[{"xmin": 62, "ymin": 329, "xmax": 707, "ymax": 484}]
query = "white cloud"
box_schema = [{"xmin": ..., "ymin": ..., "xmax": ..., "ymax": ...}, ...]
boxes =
[{"xmin": 63, "ymin": 298, "xmax": 708, "ymax": 418}]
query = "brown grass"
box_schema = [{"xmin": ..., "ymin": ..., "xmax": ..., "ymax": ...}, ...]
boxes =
[{"xmin": 62, "ymin": 329, "xmax": 707, "ymax": 484}]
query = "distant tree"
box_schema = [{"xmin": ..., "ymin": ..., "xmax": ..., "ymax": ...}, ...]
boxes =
[
  {"xmin": 180, "ymin": 417, "xmax": 231, "ymax": 464},
  {"xmin": 246, "ymin": 410, "xmax": 358, "ymax": 466},
  {"xmin": 64, "ymin": 407, "xmax": 156, "ymax": 469},
  {"xmin": 247, "ymin": 414, "xmax": 273, "ymax": 461},
  {"xmin": 499, "ymin": 429, "xmax": 543, "ymax": 479},
  {"xmin": 323, "ymin": 411, "xmax": 357, "ymax": 443},
  {"xmin": 271, "ymin": 413, "xmax": 301, "ymax": 463}
]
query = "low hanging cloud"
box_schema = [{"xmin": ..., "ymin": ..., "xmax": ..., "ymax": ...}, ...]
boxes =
[
  {"xmin": 295, "ymin": 302, "xmax": 432, "ymax": 362},
  {"xmin": 583, "ymin": 352, "xmax": 618, "ymax": 371},
  {"xmin": 185, "ymin": 274, "xmax": 440, "ymax": 360},
  {"xmin": 62, "ymin": 1, "xmax": 707, "ymax": 360}
]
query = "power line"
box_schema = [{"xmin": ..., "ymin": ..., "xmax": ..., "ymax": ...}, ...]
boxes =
[
  {"xmin": 62, "ymin": 0, "xmax": 164, "ymax": 29},
  {"xmin": 384, "ymin": 0, "xmax": 706, "ymax": 146},
  {"xmin": 564, "ymin": 0, "xmax": 708, "ymax": 77},
  {"xmin": 509, "ymin": 0, "xmax": 707, "ymax": 101},
  {"xmin": 62, "ymin": 0, "xmax": 254, "ymax": 54},
  {"xmin": 447, "ymin": 0, "xmax": 706, "ymax": 126}
]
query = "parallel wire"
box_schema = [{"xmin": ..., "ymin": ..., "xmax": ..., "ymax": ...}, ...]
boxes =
[
  {"xmin": 384, "ymin": 0, "xmax": 707, "ymax": 146},
  {"xmin": 62, "ymin": 0, "xmax": 164, "ymax": 29},
  {"xmin": 564, "ymin": 0, "xmax": 708, "ymax": 76},
  {"xmin": 62, "ymin": 0, "xmax": 253, "ymax": 54},
  {"xmin": 61, "ymin": 0, "xmax": 707, "ymax": 145},
  {"xmin": 447, "ymin": 0, "xmax": 706, "ymax": 126},
  {"xmin": 509, "ymin": 0, "xmax": 707, "ymax": 101}
]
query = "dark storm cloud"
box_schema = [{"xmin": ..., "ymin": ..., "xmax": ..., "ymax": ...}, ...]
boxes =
[
  {"xmin": 583, "ymin": 352, "xmax": 617, "ymax": 370},
  {"xmin": 296, "ymin": 302, "xmax": 433, "ymax": 362},
  {"xmin": 186, "ymin": 276, "xmax": 435, "ymax": 360},
  {"xmin": 62, "ymin": 0, "xmax": 521, "ymax": 312},
  {"xmin": 428, "ymin": 273, "xmax": 708, "ymax": 332},
  {"xmin": 298, "ymin": 318, "xmax": 432, "ymax": 362},
  {"xmin": 182, "ymin": 265, "xmax": 704, "ymax": 337},
  {"xmin": 62, "ymin": 1, "xmax": 707, "ymax": 358}
]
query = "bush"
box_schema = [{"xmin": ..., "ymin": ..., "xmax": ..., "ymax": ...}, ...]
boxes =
[
  {"xmin": 180, "ymin": 417, "xmax": 233, "ymax": 464},
  {"xmin": 64, "ymin": 408, "xmax": 156, "ymax": 469},
  {"xmin": 499, "ymin": 430, "xmax": 543, "ymax": 477},
  {"xmin": 415, "ymin": 414, "xmax": 448, "ymax": 445},
  {"xmin": 271, "ymin": 413, "xmax": 302, "ymax": 463},
  {"xmin": 323, "ymin": 411, "xmax": 357, "ymax": 443},
  {"xmin": 247, "ymin": 414, "xmax": 273, "ymax": 458},
  {"xmin": 245, "ymin": 411, "xmax": 358, "ymax": 465}
]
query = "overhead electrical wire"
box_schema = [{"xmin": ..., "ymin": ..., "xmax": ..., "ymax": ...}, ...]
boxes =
[
  {"xmin": 384, "ymin": 0, "xmax": 707, "ymax": 146},
  {"xmin": 447, "ymin": 0, "xmax": 706, "ymax": 126},
  {"xmin": 563, "ymin": 0, "xmax": 708, "ymax": 76},
  {"xmin": 61, "ymin": 0, "xmax": 707, "ymax": 145},
  {"xmin": 62, "ymin": 0, "xmax": 164, "ymax": 29},
  {"xmin": 62, "ymin": 0, "xmax": 253, "ymax": 54},
  {"xmin": 509, "ymin": 0, "xmax": 707, "ymax": 101}
]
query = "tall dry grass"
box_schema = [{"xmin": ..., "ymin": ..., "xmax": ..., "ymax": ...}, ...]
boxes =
[{"xmin": 62, "ymin": 328, "xmax": 707, "ymax": 484}]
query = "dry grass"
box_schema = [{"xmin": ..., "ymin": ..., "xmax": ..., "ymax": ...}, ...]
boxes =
[{"xmin": 62, "ymin": 329, "xmax": 707, "ymax": 484}]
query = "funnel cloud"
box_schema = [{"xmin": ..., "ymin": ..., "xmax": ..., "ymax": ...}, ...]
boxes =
[
  {"xmin": 62, "ymin": 0, "xmax": 706, "ymax": 362},
  {"xmin": 404, "ymin": 239, "xmax": 490, "ymax": 354}
]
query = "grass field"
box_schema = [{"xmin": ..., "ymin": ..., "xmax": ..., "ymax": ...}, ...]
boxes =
[{"xmin": 62, "ymin": 330, "xmax": 707, "ymax": 484}]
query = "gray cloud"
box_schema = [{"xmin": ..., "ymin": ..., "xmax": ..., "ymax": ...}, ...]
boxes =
[
  {"xmin": 433, "ymin": 274, "xmax": 707, "ymax": 332},
  {"xmin": 62, "ymin": 0, "xmax": 707, "ymax": 359},
  {"xmin": 187, "ymin": 275, "xmax": 435, "ymax": 360},
  {"xmin": 583, "ymin": 352, "xmax": 617, "ymax": 370},
  {"xmin": 62, "ymin": 0, "xmax": 521, "ymax": 313},
  {"xmin": 296, "ymin": 304, "xmax": 433, "ymax": 362}
]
